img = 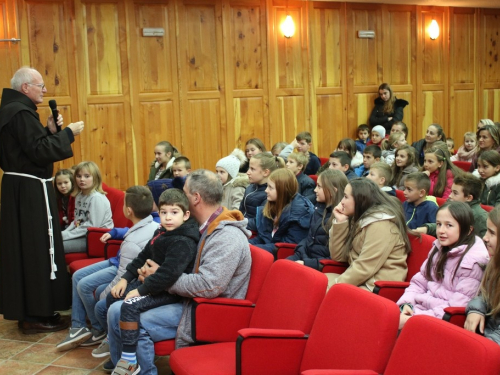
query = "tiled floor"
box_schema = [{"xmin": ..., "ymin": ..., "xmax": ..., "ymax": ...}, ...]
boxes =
[{"xmin": 0, "ymin": 312, "xmax": 173, "ymax": 374}]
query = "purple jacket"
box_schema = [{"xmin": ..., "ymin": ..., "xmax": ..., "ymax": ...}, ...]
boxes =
[{"xmin": 397, "ymin": 236, "xmax": 489, "ymax": 319}]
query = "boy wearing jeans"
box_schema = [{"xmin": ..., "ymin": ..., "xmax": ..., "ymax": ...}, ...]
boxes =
[{"xmin": 109, "ymin": 188, "xmax": 199, "ymax": 375}]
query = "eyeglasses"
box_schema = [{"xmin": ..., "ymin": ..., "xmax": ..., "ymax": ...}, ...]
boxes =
[{"xmin": 27, "ymin": 83, "xmax": 45, "ymax": 89}]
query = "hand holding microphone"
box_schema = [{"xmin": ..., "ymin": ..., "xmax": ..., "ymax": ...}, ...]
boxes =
[{"xmin": 48, "ymin": 100, "xmax": 61, "ymax": 132}]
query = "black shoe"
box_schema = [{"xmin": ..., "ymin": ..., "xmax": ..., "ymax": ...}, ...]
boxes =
[
  {"xmin": 103, "ymin": 359, "xmax": 114, "ymax": 373},
  {"xmin": 21, "ymin": 317, "xmax": 69, "ymax": 334}
]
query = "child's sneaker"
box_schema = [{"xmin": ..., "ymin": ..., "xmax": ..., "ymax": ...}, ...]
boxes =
[
  {"xmin": 92, "ymin": 338, "xmax": 110, "ymax": 358},
  {"xmin": 112, "ymin": 359, "xmax": 140, "ymax": 375},
  {"xmin": 56, "ymin": 327, "xmax": 92, "ymax": 351},
  {"xmin": 81, "ymin": 328, "xmax": 106, "ymax": 347},
  {"xmin": 102, "ymin": 359, "xmax": 114, "ymax": 373}
]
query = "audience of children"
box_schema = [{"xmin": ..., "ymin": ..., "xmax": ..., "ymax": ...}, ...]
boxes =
[
  {"xmin": 451, "ymin": 132, "xmax": 477, "ymax": 162},
  {"xmin": 465, "ymin": 206, "xmax": 500, "ymax": 344},
  {"xmin": 337, "ymin": 137, "xmax": 363, "ymax": 170},
  {"xmin": 56, "ymin": 186, "xmax": 158, "ymax": 352},
  {"xmin": 422, "ymin": 146, "xmax": 462, "ymax": 200},
  {"xmin": 367, "ymin": 125, "xmax": 386, "ymax": 147},
  {"xmin": 402, "ymin": 172, "xmax": 439, "ymax": 230},
  {"xmin": 62, "ymin": 161, "xmax": 113, "ymax": 254},
  {"xmin": 148, "ymin": 141, "xmax": 180, "ymax": 181},
  {"xmin": 216, "ymin": 149, "xmax": 249, "ymax": 210},
  {"xmin": 389, "ymin": 145, "xmax": 419, "ymax": 190},
  {"xmin": 412, "ymin": 124, "xmax": 446, "ymax": 166},
  {"xmin": 240, "ymin": 138, "xmax": 265, "ymax": 173},
  {"xmin": 327, "ymin": 178, "xmax": 411, "ymax": 291},
  {"xmin": 287, "ymin": 169, "xmax": 348, "ymax": 269},
  {"xmin": 329, "ymin": 151, "xmax": 357, "ymax": 181},
  {"xmin": 471, "ymin": 125, "xmax": 500, "ymax": 172},
  {"xmin": 477, "ymin": 150, "xmax": 500, "ymax": 207},
  {"xmin": 285, "ymin": 151, "xmax": 316, "ymax": 203},
  {"xmin": 172, "ymin": 156, "xmax": 191, "ymax": 178},
  {"xmin": 366, "ymin": 162, "xmax": 396, "ymax": 196},
  {"xmin": 418, "ymin": 174, "xmax": 487, "ymax": 238},
  {"xmin": 356, "ymin": 145, "xmax": 381, "ymax": 177},
  {"xmin": 398, "ymin": 201, "xmax": 489, "ymax": 329},
  {"xmin": 240, "ymin": 153, "xmax": 284, "ymax": 230},
  {"xmin": 54, "ymin": 169, "xmax": 76, "ymax": 229},
  {"xmin": 355, "ymin": 124, "xmax": 370, "ymax": 152},
  {"xmin": 381, "ymin": 131, "xmax": 406, "ymax": 165},
  {"xmin": 249, "ymin": 168, "xmax": 314, "ymax": 253}
]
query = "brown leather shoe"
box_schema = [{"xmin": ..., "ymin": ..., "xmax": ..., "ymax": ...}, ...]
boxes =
[{"xmin": 21, "ymin": 316, "xmax": 69, "ymax": 334}]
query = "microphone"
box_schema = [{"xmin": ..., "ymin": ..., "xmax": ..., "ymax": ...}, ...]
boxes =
[{"xmin": 48, "ymin": 100, "xmax": 61, "ymax": 132}]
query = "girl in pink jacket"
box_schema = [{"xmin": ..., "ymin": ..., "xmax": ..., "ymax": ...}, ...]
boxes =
[
  {"xmin": 421, "ymin": 146, "xmax": 462, "ymax": 199},
  {"xmin": 398, "ymin": 201, "xmax": 489, "ymax": 329}
]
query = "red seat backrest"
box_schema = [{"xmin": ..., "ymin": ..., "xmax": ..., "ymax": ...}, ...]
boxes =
[
  {"xmin": 452, "ymin": 161, "xmax": 472, "ymax": 172},
  {"xmin": 102, "ymin": 183, "xmax": 133, "ymax": 228},
  {"xmin": 481, "ymin": 204, "xmax": 494, "ymax": 212},
  {"xmin": 300, "ymin": 284, "xmax": 399, "ymax": 373},
  {"xmin": 435, "ymin": 197, "xmax": 447, "ymax": 207},
  {"xmin": 385, "ymin": 315, "xmax": 500, "ymax": 375},
  {"xmin": 319, "ymin": 157, "xmax": 329, "ymax": 166},
  {"xmin": 308, "ymin": 174, "xmax": 318, "ymax": 183},
  {"xmin": 249, "ymin": 260, "xmax": 327, "ymax": 334},
  {"xmin": 246, "ymin": 245, "xmax": 274, "ymax": 302},
  {"xmin": 395, "ymin": 189, "xmax": 405, "ymax": 203},
  {"xmin": 407, "ymin": 233, "xmax": 435, "ymax": 282}
]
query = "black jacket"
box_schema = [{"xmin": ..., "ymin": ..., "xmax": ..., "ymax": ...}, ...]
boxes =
[
  {"xmin": 369, "ymin": 97, "xmax": 408, "ymax": 134},
  {"xmin": 287, "ymin": 202, "xmax": 332, "ymax": 270},
  {"xmin": 296, "ymin": 172, "xmax": 316, "ymax": 204}
]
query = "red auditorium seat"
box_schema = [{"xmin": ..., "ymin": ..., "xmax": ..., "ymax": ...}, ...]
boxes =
[{"xmin": 452, "ymin": 160, "xmax": 472, "ymax": 172}]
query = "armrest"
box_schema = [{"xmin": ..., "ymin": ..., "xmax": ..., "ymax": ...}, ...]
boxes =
[
  {"xmin": 320, "ymin": 260, "xmax": 349, "ymax": 274},
  {"xmin": 275, "ymin": 243, "xmax": 297, "ymax": 260},
  {"xmin": 192, "ymin": 298, "xmax": 255, "ymax": 343},
  {"xmin": 443, "ymin": 306, "xmax": 466, "ymax": 328},
  {"xmin": 302, "ymin": 370, "xmax": 378, "ymax": 375},
  {"xmin": 86, "ymin": 228, "xmax": 111, "ymax": 258},
  {"xmin": 372, "ymin": 281, "xmax": 410, "ymax": 303},
  {"xmin": 236, "ymin": 328, "xmax": 308, "ymax": 375},
  {"xmin": 104, "ymin": 240, "xmax": 123, "ymax": 259}
]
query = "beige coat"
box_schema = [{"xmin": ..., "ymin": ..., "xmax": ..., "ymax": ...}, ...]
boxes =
[
  {"xmin": 328, "ymin": 213, "xmax": 408, "ymax": 291},
  {"xmin": 221, "ymin": 174, "xmax": 249, "ymax": 211}
]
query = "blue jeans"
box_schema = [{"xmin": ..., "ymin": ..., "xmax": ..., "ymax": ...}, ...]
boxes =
[
  {"xmin": 72, "ymin": 260, "xmax": 117, "ymax": 331},
  {"xmin": 108, "ymin": 301, "xmax": 183, "ymax": 375}
]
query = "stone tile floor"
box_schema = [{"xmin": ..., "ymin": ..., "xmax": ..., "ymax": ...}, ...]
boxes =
[{"xmin": 0, "ymin": 312, "xmax": 172, "ymax": 374}]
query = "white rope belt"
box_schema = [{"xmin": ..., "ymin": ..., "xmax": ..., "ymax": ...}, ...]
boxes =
[{"xmin": 4, "ymin": 172, "xmax": 58, "ymax": 280}]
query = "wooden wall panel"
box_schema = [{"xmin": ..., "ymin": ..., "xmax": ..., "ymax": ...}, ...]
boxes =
[
  {"xmin": 0, "ymin": 0, "xmax": 20, "ymax": 89},
  {"xmin": 274, "ymin": 96, "xmax": 305, "ymax": 145},
  {"xmin": 452, "ymin": 90, "xmax": 476, "ymax": 137},
  {"xmin": 385, "ymin": 9, "xmax": 414, "ymax": 85},
  {"xmin": 481, "ymin": 12, "xmax": 500, "ymax": 84},
  {"xmin": 419, "ymin": 90, "xmax": 446, "ymax": 138},
  {"xmin": 316, "ymin": 94, "xmax": 344, "ymax": 156},
  {"xmin": 421, "ymin": 11, "xmax": 446, "ymax": 85},
  {"xmin": 233, "ymin": 97, "xmax": 266, "ymax": 148},
  {"xmin": 483, "ymin": 89, "xmax": 500, "ymax": 121}
]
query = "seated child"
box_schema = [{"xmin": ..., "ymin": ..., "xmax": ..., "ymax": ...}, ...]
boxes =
[
  {"xmin": 355, "ymin": 145, "xmax": 381, "ymax": 177},
  {"xmin": 329, "ymin": 151, "xmax": 357, "ymax": 180},
  {"xmin": 446, "ymin": 137, "xmax": 455, "ymax": 154},
  {"xmin": 381, "ymin": 131, "xmax": 406, "ymax": 166},
  {"xmin": 337, "ymin": 138, "xmax": 363, "ymax": 169},
  {"xmin": 108, "ymin": 188, "xmax": 199, "ymax": 374},
  {"xmin": 54, "ymin": 169, "xmax": 76, "ymax": 229},
  {"xmin": 390, "ymin": 145, "xmax": 419, "ymax": 190},
  {"xmin": 286, "ymin": 151, "xmax": 316, "ymax": 203},
  {"xmin": 56, "ymin": 186, "xmax": 158, "ymax": 352},
  {"xmin": 279, "ymin": 131, "xmax": 321, "ymax": 175},
  {"xmin": 451, "ymin": 132, "xmax": 477, "ymax": 162},
  {"xmin": 271, "ymin": 142, "xmax": 288, "ymax": 157},
  {"xmin": 240, "ymin": 153, "xmax": 284, "ymax": 230},
  {"xmin": 390, "ymin": 121, "xmax": 408, "ymax": 138},
  {"xmin": 216, "ymin": 149, "xmax": 249, "ymax": 210},
  {"xmin": 355, "ymin": 124, "xmax": 370, "ymax": 153},
  {"xmin": 476, "ymin": 150, "xmax": 500, "ymax": 207},
  {"xmin": 366, "ymin": 162, "xmax": 396, "ymax": 196},
  {"xmin": 240, "ymin": 138, "xmax": 265, "ymax": 173},
  {"xmin": 172, "ymin": 156, "xmax": 191, "ymax": 178},
  {"xmin": 418, "ymin": 174, "xmax": 487, "ymax": 238},
  {"xmin": 148, "ymin": 141, "xmax": 180, "ymax": 181},
  {"xmin": 465, "ymin": 206, "xmax": 500, "ymax": 344},
  {"xmin": 403, "ymin": 172, "xmax": 438, "ymax": 230},
  {"xmin": 366, "ymin": 125, "xmax": 386, "ymax": 147},
  {"xmin": 249, "ymin": 168, "xmax": 314, "ymax": 253},
  {"xmin": 422, "ymin": 146, "xmax": 463, "ymax": 200},
  {"xmin": 398, "ymin": 202, "xmax": 489, "ymax": 329},
  {"xmin": 62, "ymin": 161, "xmax": 113, "ymax": 254},
  {"xmin": 287, "ymin": 169, "xmax": 348, "ymax": 269}
]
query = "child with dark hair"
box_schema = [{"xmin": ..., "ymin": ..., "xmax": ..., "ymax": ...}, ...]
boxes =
[
  {"xmin": 328, "ymin": 151, "xmax": 357, "ymax": 181},
  {"xmin": 355, "ymin": 145, "xmax": 381, "ymax": 177},
  {"xmin": 355, "ymin": 124, "xmax": 370, "ymax": 153},
  {"xmin": 398, "ymin": 202, "xmax": 489, "ymax": 329},
  {"xmin": 402, "ymin": 172, "xmax": 438, "ymax": 230},
  {"xmin": 477, "ymin": 150, "xmax": 500, "ymax": 207},
  {"xmin": 422, "ymin": 146, "xmax": 463, "ymax": 199},
  {"xmin": 337, "ymin": 138, "xmax": 363, "ymax": 170},
  {"xmin": 279, "ymin": 132, "xmax": 321, "ymax": 175},
  {"xmin": 172, "ymin": 156, "xmax": 191, "ymax": 178},
  {"xmin": 54, "ymin": 169, "xmax": 76, "ymax": 229},
  {"xmin": 418, "ymin": 174, "xmax": 487, "ymax": 238},
  {"xmin": 391, "ymin": 121, "xmax": 409, "ymax": 138},
  {"xmin": 390, "ymin": 145, "xmax": 419, "ymax": 190},
  {"xmin": 108, "ymin": 188, "xmax": 199, "ymax": 374}
]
